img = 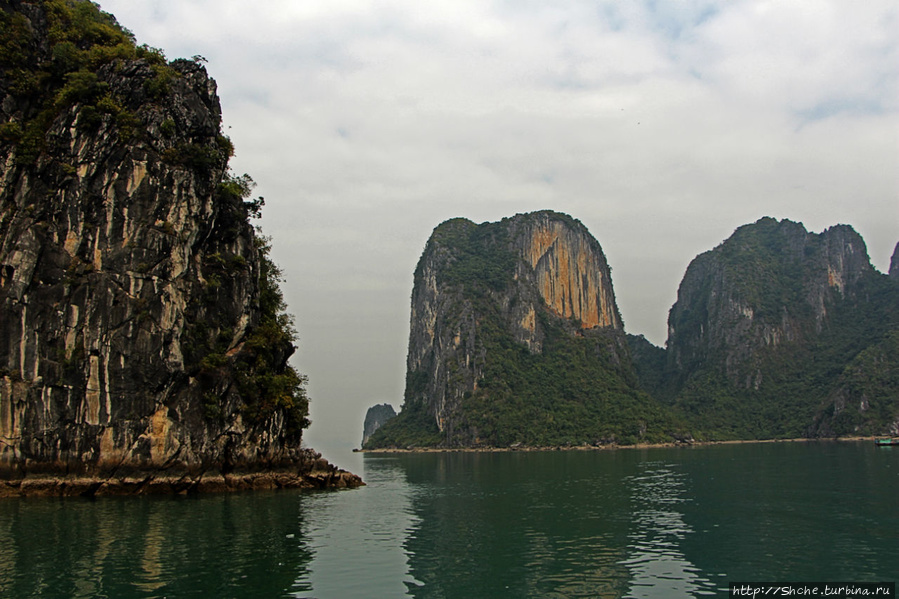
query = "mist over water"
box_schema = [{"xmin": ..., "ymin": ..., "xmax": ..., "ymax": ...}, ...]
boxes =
[{"xmin": 1, "ymin": 442, "xmax": 895, "ymax": 598}]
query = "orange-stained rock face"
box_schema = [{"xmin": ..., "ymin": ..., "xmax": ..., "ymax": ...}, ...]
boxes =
[
  {"xmin": 399, "ymin": 211, "xmax": 626, "ymax": 444},
  {"xmin": 523, "ymin": 220, "xmax": 620, "ymax": 330}
]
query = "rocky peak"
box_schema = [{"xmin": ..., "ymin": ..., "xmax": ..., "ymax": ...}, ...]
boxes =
[
  {"xmin": 817, "ymin": 224, "xmax": 873, "ymax": 294},
  {"xmin": 361, "ymin": 403, "xmax": 396, "ymax": 446},
  {"xmin": 366, "ymin": 211, "xmax": 662, "ymax": 449},
  {"xmin": 666, "ymin": 218, "xmax": 877, "ymax": 381},
  {"xmin": 891, "ymin": 242, "xmax": 899, "ymax": 280},
  {"xmin": 407, "ymin": 211, "xmax": 622, "ymax": 374}
]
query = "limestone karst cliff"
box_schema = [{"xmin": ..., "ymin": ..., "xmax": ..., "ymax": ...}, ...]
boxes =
[
  {"xmin": 667, "ymin": 219, "xmax": 875, "ymax": 383},
  {"xmin": 656, "ymin": 218, "xmax": 899, "ymax": 438},
  {"xmin": 891, "ymin": 242, "xmax": 899, "ymax": 280},
  {"xmin": 0, "ymin": 0, "xmax": 359, "ymax": 495},
  {"xmin": 366, "ymin": 211, "xmax": 674, "ymax": 449},
  {"xmin": 370, "ymin": 213, "xmax": 898, "ymax": 448},
  {"xmin": 361, "ymin": 403, "xmax": 396, "ymax": 446}
]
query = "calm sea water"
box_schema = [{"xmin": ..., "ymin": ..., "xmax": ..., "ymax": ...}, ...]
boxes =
[{"xmin": 0, "ymin": 442, "xmax": 896, "ymax": 598}]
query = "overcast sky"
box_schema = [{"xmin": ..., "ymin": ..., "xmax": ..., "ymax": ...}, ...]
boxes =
[{"xmin": 98, "ymin": 0, "xmax": 897, "ymax": 460}]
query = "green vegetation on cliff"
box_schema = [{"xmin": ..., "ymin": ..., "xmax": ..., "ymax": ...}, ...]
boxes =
[
  {"xmin": 370, "ymin": 321, "xmax": 680, "ymax": 449},
  {"xmin": 649, "ymin": 218, "xmax": 899, "ymax": 440},
  {"xmin": 238, "ymin": 235, "xmax": 311, "ymax": 435},
  {"xmin": 366, "ymin": 213, "xmax": 684, "ymax": 449},
  {"xmin": 177, "ymin": 169, "xmax": 310, "ymax": 437},
  {"xmin": 457, "ymin": 315, "xmax": 676, "ymax": 447},
  {"xmin": 369, "ymin": 215, "xmax": 898, "ymax": 449},
  {"xmin": 813, "ymin": 330, "xmax": 899, "ymax": 436},
  {"xmin": 365, "ymin": 390, "xmax": 442, "ymax": 449},
  {"xmin": 428, "ymin": 218, "xmax": 517, "ymax": 293},
  {"xmin": 1, "ymin": 0, "xmax": 312, "ymax": 475},
  {"xmin": 0, "ymin": 0, "xmax": 179, "ymax": 163}
]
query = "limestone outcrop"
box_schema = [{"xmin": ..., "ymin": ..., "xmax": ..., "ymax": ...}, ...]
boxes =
[
  {"xmin": 660, "ymin": 217, "xmax": 899, "ymax": 438},
  {"xmin": 370, "ymin": 213, "xmax": 898, "ymax": 447},
  {"xmin": 367, "ymin": 211, "xmax": 669, "ymax": 449},
  {"xmin": 0, "ymin": 0, "xmax": 360, "ymax": 494},
  {"xmin": 666, "ymin": 219, "xmax": 876, "ymax": 385},
  {"xmin": 361, "ymin": 403, "xmax": 397, "ymax": 446}
]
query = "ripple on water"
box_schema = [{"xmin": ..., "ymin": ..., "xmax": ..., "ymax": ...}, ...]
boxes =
[
  {"xmin": 2, "ymin": 444, "xmax": 896, "ymax": 598},
  {"xmin": 621, "ymin": 462, "xmax": 718, "ymax": 599}
]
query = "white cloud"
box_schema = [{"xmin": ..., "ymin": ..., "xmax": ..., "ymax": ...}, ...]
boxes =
[{"xmin": 684, "ymin": 1, "xmax": 898, "ymax": 118}]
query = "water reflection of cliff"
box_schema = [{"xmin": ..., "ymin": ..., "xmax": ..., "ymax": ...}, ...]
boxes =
[
  {"xmin": 300, "ymin": 456, "xmax": 419, "ymax": 597},
  {"xmin": 0, "ymin": 492, "xmax": 314, "ymax": 597},
  {"xmin": 393, "ymin": 451, "xmax": 636, "ymax": 598},
  {"xmin": 388, "ymin": 450, "xmax": 725, "ymax": 599}
]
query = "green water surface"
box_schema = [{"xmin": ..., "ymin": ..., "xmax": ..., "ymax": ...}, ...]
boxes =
[{"xmin": 0, "ymin": 442, "xmax": 896, "ymax": 598}]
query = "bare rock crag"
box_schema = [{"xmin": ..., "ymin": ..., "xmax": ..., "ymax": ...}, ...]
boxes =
[
  {"xmin": 0, "ymin": 1, "xmax": 360, "ymax": 494},
  {"xmin": 663, "ymin": 217, "xmax": 899, "ymax": 438},
  {"xmin": 367, "ymin": 211, "xmax": 665, "ymax": 449}
]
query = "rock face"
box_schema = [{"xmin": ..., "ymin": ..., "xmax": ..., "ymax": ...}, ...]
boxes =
[
  {"xmin": 405, "ymin": 212, "xmax": 623, "ymax": 411},
  {"xmin": 366, "ymin": 211, "xmax": 671, "ymax": 449},
  {"xmin": 667, "ymin": 218, "xmax": 874, "ymax": 384},
  {"xmin": 891, "ymin": 242, "xmax": 899, "ymax": 280},
  {"xmin": 0, "ymin": 0, "xmax": 360, "ymax": 494},
  {"xmin": 371, "ymin": 213, "xmax": 897, "ymax": 447},
  {"xmin": 361, "ymin": 403, "xmax": 396, "ymax": 446},
  {"xmin": 659, "ymin": 217, "xmax": 899, "ymax": 438},
  {"xmin": 514, "ymin": 213, "xmax": 621, "ymax": 332}
]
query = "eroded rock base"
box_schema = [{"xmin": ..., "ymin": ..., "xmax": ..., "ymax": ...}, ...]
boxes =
[{"xmin": 0, "ymin": 450, "xmax": 362, "ymax": 498}]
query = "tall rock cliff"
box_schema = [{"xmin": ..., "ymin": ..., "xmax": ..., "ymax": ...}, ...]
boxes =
[
  {"xmin": 811, "ymin": 241, "xmax": 899, "ymax": 437},
  {"xmin": 366, "ymin": 211, "xmax": 673, "ymax": 449},
  {"xmin": 0, "ymin": 0, "xmax": 359, "ymax": 494},
  {"xmin": 891, "ymin": 242, "xmax": 899, "ymax": 280},
  {"xmin": 660, "ymin": 217, "xmax": 899, "ymax": 438}
]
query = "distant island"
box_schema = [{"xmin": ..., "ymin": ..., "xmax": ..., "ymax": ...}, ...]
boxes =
[
  {"xmin": 362, "ymin": 403, "xmax": 397, "ymax": 446},
  {"xmin": 364, "ymin": 212, "xmax": 899, "ymax": 449},
  {"xmin": 0, "ymin": 0, "xmax": 360, "ymax": 495}
]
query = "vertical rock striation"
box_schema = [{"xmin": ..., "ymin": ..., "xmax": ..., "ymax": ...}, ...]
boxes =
[
  {"xmin": 666, "ymin": 219, "xmax": 875, "ymax": 384},
  {"xmin": 514, "ymin": 213, "xmax": 621, "ymax": 331},
  {"xmin": 660, "ymin": 217, "xmax": 899, "ymax": 438},
  {"xmin": 0, "ymin": 0, "xmax": 360, "ymax": 494},
  {"xmin": 368, "ymin": 211, "xmax": 670, "ymax": 449}
]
